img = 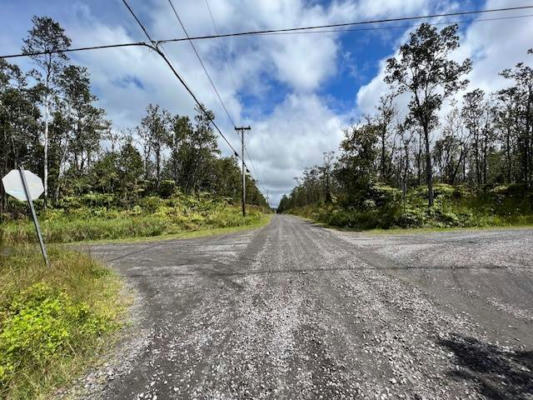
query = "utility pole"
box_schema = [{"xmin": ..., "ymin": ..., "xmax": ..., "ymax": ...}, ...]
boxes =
[{"xmin": 235, "ymin": 126, "xmax": 251, "ymax": 217}]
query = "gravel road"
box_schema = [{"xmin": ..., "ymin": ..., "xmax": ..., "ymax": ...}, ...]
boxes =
[{"xmin": 74, "ymin": 215, "xmax": 533, "ymax": 400}]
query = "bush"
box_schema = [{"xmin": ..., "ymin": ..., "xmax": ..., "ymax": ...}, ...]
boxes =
[
  {"xmin": 0, "ymin": 194, "xmax": 268, "ymax": 244},
  {"xmin": 158, "ymin": 180, "xmax": 177, "ymax": 198},
  {"xmin": 0, "ymin": 283, "xmax": 109, "ymax": 386},
  {"xmin": 0, "ymin": 247, "xmax": 124, "ymax": 398},
  {"xmin": 139, "ymin": 196, "xmax": 163, "ymax": 213},
  {"xmin": 393, "ymin": 209, "xmax": 425, "ymax": 228},
  {"xmin": 286, "ymin": 183, "xmax": 533, "ymax": 231}
]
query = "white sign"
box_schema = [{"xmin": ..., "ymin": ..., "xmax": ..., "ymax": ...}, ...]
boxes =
[{"xmin": 2, "ymin": 169, "xmax": 44, "ymax": 202}]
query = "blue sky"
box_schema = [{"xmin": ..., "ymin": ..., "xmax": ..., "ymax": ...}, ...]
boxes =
[{"xmin": 2, "ymin": 0, "xmax": 532, "ymax": 205}]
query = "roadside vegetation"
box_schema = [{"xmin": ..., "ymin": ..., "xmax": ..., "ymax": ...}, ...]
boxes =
[
  {"xmin": 288, "ymin": 183, "xmax": 532, "ymax": 230},
  {"xmin": 0, "ymin": 246, "xmax": 126, "ymax": 399},
  {"xmin": 1, "ymin": 17, "xmax": 270, "ymax": 242},
  {"xmin": 0, "ymin": 16, "xmax": 270, "ymax": 400},
  {"xmin": 1, "ymin": 192, "xmax": 268, "ymax": 244},
  {"xmin": 278, "ymin": 24, "xmax": 533, "ymax": 230}
]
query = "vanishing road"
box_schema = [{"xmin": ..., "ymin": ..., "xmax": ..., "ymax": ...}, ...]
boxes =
[{"xmin": 77, "ymin": 215, "xmax": 533, "ymax": 400}]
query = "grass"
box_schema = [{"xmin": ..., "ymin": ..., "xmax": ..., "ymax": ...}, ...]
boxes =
[
  {"xmin": 76, "ymin": 213, "xmax": 272, "ymax": 245},
  {"xmin": 349, "ymin": 223, "xmax": 533, "ymax": 235},
  {"xmin": 1, "ymin": 194, "xmax": 270, "ymax": 244},
  {"xmin": 0, "ymin": 194, "xmax": 270, "ymax": 399},
  {"xmin": 285, "ymin": 184, "xmax": 533, "ymax": 232},
  {"xmin": 0, "ymin": 246, "xmax": 127, "ymax": 399}
]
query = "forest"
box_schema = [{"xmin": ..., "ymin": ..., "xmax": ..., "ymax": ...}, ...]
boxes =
[
  {"xmin": 0, "ymin": 16, "xmax": 270, "ymax": 397},
  {"xmin": 278, "ymin": 23, "xmax": 533, "ymax": 229},
  {"xmin": 0, "ymin": 16, "xmax": 268, "ymax": 243}
]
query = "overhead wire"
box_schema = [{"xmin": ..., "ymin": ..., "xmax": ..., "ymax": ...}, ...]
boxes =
[
  {"xmin": 2, "ymin": 6, "xmax": 533, "ymax": 59},
  {"xmin": 165, "ymin": 0, "xmax": 267, "ymax": 197},
  {"xmin": 156, "ymin": 5, "xmax": 533, "ymax": 44},
  {"xmin": 4, "ymin": 3, "xmax": 532, "ymax": 202},
  {"xmin": 166, "ymin": 0, "xmax": 236, "ymax": 128},
  {"xmin": 119, "ymin": 0, "xmax": 250, "ymax": 173},
  {"xmin": 255, "ymin": 13, "xmax": 533, "ymax": 37},
  {"xmin": 2, "ymin": 41, "xmax": 150, "ymax": 59},
  {"xmin": 203, "ymin": 0, "xmax": 266, "ymax": 196}
]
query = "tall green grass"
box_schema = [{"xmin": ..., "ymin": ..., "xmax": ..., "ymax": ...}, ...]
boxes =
[
  {"xmin": 287, "ymin": 183, "xmax": 533, "ymax": 230},
  {"xmin": 1, "ymin": 194, "xmax": 267, "ymax": 244},
  {"xmin": 0, "ymin": 246, "xmax": 127, "ymax": 399}
]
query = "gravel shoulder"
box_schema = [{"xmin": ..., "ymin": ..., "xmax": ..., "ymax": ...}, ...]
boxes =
[{"xmin": 72, "ymin": 215, "xmax": 533, "ymax": 400}]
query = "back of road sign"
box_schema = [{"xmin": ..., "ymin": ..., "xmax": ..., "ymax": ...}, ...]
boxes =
[{"xmin": 1, "ymin": 169, "xmax": 44, "ymax": 202}]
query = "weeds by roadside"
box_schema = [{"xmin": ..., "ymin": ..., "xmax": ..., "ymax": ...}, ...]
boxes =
[
  {"xmin": 0, "ymin": 246, "xmax": 127, "ymax": 399},
  {"xmin": 1, "ymin": 193, "xmax": 268, "ymax": 244},
  {"xmin": 286, "ymin": 183, "xmax": 533, "ymax": 230}
]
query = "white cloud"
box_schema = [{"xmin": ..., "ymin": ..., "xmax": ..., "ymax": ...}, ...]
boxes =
[
  {"xmin": 356, "ymin": 1, "xmax": 533, "ymax": 119},
  {"xmin": 249, "ymin": 93, "xmax": 347, "ymax": 205},
  {"xmin": 12, "ymin": 0, "xmax": 519, "ymax": 206}
]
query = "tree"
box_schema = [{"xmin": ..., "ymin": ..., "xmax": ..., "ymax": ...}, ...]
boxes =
[
  {"xmin": 140, "ymin": 104, "xmax": 171, "ymax": 190},
  {"xmin": 462, "ymin": 89, "xmax": 485, "ymax": 186},
  {"xmin": 335, "ymin": 121, "xmax": 379, "ymax": 205},
  {"xmin": 169, "ymin": 115, "xmax": 192, "ymax": 184},
  {"xmin": 394, "ymin": 121, "xmax": 413, "ymax": 202},
  {"xmin": 0, "ymin": 59, "xmax": 41, "ymax": 214},
  {"xmin": 22, "ymin": 16, "xmax": 71, "ymax": 207},
  {"xmin": 436, "ymin": 103, "xmax": 468, "ymax": 185},
  {"xmin": 117, "ymin": 140, "xmax": 144, "ymax": 204},
  {"xmin": 385, "ymin": 23, "xmax": 471, "ymax": 207},
  {"xmin": 52, "ymin": 65, "xmax": 106, "ymax": 200},
  {"xmin": 500, "ymin": 51, "xmax": 533, "ymax": 188},
  {"xmin": 176, "ymin": 106, "xmax": 219, "ymax": 193},
  {"xmin": 376, "ymin": 94, "xmax": 396, "ymax": 183},
  {"xmin": 320, "ymin": 151, "xmax": 335, "ymax": 203}
]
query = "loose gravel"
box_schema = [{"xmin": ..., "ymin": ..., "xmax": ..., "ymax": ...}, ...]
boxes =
[{"xmin": 70, "ymin": 216, "xmax": 532, "ymax": 399}]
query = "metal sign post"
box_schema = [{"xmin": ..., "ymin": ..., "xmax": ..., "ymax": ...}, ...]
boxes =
[
  {"xmin": 2, "ymin": 168, "xmax": 49, "ymax": 267},
  {"xmin": 18, "ymin": 168, "xmax": 49, "ymax": 267}
]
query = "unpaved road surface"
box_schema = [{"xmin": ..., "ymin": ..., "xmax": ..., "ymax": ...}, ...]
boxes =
[{"xmin": 79, "ymin": 215, "xmax": 533, "ymax": 399}]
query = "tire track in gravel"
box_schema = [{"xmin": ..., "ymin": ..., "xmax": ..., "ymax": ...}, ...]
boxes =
[
  {"xmin": 72, "ymin": 216, "xmax": 532, "ymax": 400},
  {"xmin": 280, "ymin": 219, "xmax": 478, "ymax": 399}
]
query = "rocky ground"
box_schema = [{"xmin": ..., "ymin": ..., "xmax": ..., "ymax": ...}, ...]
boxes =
[{"xmin": 69, "ymin": 215, "xmax": 533, "ymax": 399}]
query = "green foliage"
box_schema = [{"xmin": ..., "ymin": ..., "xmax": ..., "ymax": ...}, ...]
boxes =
[
  {"xmin": 1, "ymin": 193, "xmax": 268, "ymax": 244},
  {"xmin": 286, "ymin": 183, "xmax": 533, "ymax": 230},
  {"xmin": 0, "ymin": 283, "xmax": 110, "ymax": 387},
  {"xmin": 159, "ymin": 180, "xmax": 177, "ymax": 198},
  {"xmin": 0, "ymin": 247, "xmax": 125, "ymax": 399}
]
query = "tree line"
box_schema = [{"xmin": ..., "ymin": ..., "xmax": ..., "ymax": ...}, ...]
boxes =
[
  {"xmin": 0, "ymin": 16, "xmax": 267, "ymax": 216},
  {"xmin": 279, "ymin": 23, "xmax": 532, "ymax": 213}
]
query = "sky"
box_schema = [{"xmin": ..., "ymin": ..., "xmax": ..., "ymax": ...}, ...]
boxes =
[{"xmin": 1, "ymin": 0, "xmax": 533, "ymax": 206}]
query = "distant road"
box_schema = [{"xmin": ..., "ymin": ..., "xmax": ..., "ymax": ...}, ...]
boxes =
[{"xmin": 79, "ymin": 215, "xmax": 533, "ymax": 399}]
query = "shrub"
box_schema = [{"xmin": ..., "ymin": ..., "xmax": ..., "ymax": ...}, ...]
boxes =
[
  {"xmin": 286, "ymin": 183, "xmax": 533, "ymax": 231},
  {"xmin": 158, "ymin": 180, "xmax": 177, "ymax": 198},
  {"xmin": 0, "ymin": 248, "xmax": 124, "ymax": 398},
  {"xmin": 139, "ymin": 196, "xmax": 163, "ymax": 213},
  {"xmin": 1, "ymin": 194, "xmax": 268, "ymax": 244},
  {"xmin": 393, "ymin": 209, "xmax": 425, "ymax": 228},
  {"xmin": 0, "ymin": 283, "xmax": 110, "ymax": 387}
]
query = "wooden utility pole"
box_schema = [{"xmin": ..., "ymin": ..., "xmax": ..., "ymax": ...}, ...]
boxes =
[{"xmin": 235, "ymin": 126, "xmax": 251, "ymax": 216}]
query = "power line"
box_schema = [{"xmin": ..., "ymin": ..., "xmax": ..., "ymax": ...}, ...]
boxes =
[
  {"xmin": 121, "ymin": 0, "xmax": 154, "ymax": 42},
  {"xmin": 156, "ymin": 5, "xmax": 533, "ymax": 44},
  {"xmin": 2, "ymin": 41, "xmax": 149, "ymax": 59},
  {"xmin": 204, "ymin": 0, "xmax": 265, "ymax": 196},
  {"xmin": 256, "ymin": 13, "xmax": 533, "ymax": 37},
  {"xmin": 119, "ymin": 0, "xmax": 249, "ymax": 173},
  {"xmin": 166, "ymin": 0, "xmax": 236, "ymax": 128},
  {"xmin": 2, "ymin": 6, "xmax": 533, "ymax": 59},
  {"xmin": 245, "ymin": 147, "xmax": 267, "ymax": 197},
  {"xmin": 204, "ymin": 0, "xmax": 220, "ymax": 34},
  {"xmin": 203, "ymin": 0, "xmax": 240, "ymax": 107}
]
